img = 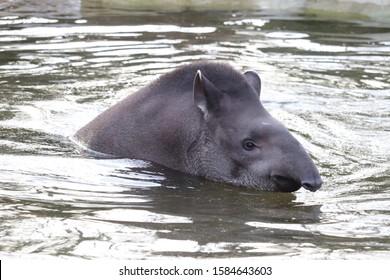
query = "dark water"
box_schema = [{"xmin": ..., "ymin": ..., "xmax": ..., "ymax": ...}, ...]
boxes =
[{"xmin": 0, "ymin": 0, "xmax": 389, "ymax": 259}]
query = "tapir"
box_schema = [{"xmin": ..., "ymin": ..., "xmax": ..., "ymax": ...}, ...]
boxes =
[{"xmin": 75, "ymin": 61, "xmax": 323, "ymax": 192}]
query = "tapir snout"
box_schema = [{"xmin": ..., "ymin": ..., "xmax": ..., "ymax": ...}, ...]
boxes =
[
  {"xmin": 271, "ymin": 165, "xmax": 323, "ymax": 192},
  {"xmin": 266, "ymin": 125, "xmax": 323, "ymax": 192}
]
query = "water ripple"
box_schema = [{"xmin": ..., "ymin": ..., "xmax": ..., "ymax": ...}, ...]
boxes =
[{"xmin": 0, "ymin": 10, "xmax": 389, "ymax": 260}]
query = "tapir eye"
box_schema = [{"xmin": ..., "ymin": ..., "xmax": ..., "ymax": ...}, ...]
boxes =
[{"xmin": 242, "ymin": 139, "xmax": 256, "ymax": 151}]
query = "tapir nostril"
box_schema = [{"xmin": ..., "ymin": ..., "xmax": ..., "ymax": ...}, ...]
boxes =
[
  {"xmin": 271, "ymin": 175, "xmax": 302, "ymax": 192},
  {"xmin": 302, "ymin": 177, "xmax": 323, "ymax": 192}
]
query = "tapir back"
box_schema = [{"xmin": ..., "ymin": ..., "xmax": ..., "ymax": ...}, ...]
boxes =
[
  {"xmin": 75, "ymin": 61, "xmax": 248, "ymax": 160},
  {"xmin": 75, "ymin": 81, "xmax": 199, "ymax": 171}
]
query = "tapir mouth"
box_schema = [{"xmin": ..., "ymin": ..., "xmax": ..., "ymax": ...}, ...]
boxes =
[
  {"xmin": 271, "ymin": 174, "xmax": 323, "ymax": 192},
  {"xmin": 271, "ymin": 175, "xmax": 301, "ymax": 192}
]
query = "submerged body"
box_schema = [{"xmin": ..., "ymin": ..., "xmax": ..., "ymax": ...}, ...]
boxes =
[{"xmin": 75, "ymin": 61, "xmax": 322, "ymax": 192}]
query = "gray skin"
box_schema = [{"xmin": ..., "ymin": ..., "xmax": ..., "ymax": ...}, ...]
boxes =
[{"xmin": 75, "ymin": 61, "xmax": 323, "ymax": 192}]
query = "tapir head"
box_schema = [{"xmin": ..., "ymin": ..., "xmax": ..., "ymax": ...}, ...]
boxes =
[{"xmin": 193, "ymin": 67, "xmax": 323, "ymax": 192}]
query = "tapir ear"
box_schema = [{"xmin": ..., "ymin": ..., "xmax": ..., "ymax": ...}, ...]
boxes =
[
  {"xmin": 244, "ymin": 70, "xmax": 261, "ymax": 97},
  {"xmin": 193, "ymin": 70, "xmax": 224, "ymax": 115}
]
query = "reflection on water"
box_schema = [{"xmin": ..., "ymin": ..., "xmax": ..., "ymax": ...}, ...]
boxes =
[{"xmin": 0, "ymin": 0, "xmax": 389, "ymax": 259}]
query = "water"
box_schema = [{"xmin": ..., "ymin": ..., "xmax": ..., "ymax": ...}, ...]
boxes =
[{"xmin": 1, "ymin": 0, "xmax": 389, "ymax": 260}]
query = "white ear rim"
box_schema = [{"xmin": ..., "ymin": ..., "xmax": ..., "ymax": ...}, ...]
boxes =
[{"xmin": 193, "ymin": 70, "xmax": 207, "ymax": 113}]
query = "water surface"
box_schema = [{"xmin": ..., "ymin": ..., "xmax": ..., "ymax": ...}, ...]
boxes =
[{"xmin": 0, "ymin": 0, "xmax": 389, "ymax": 259}]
